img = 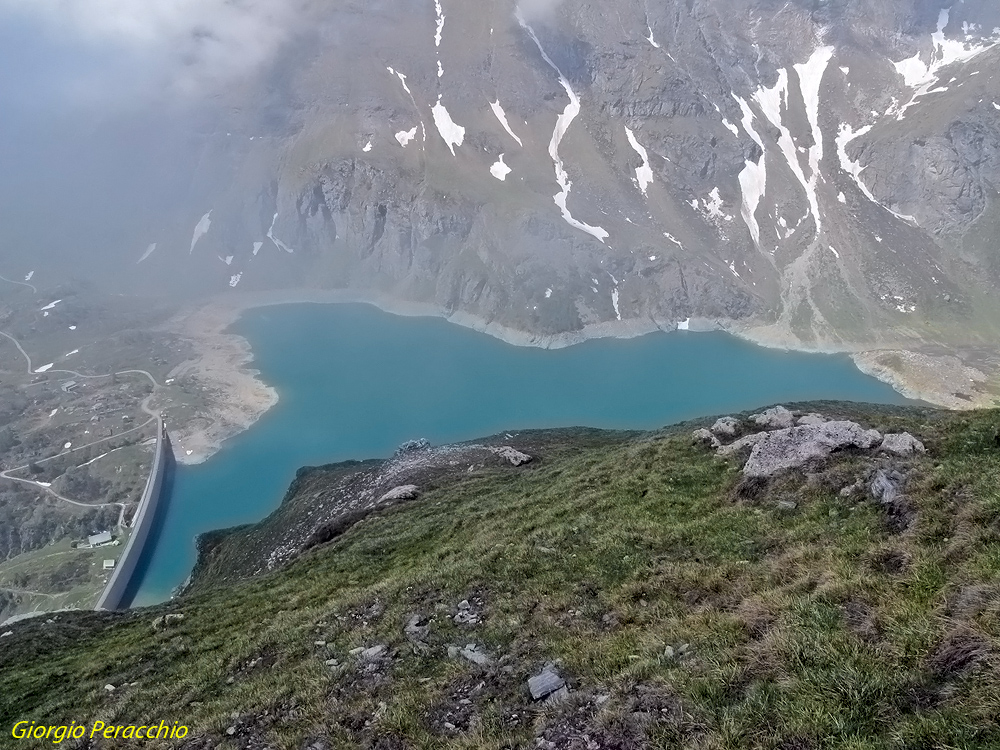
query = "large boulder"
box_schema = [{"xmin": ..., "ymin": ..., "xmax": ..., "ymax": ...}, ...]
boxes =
[
  {"xmin": 710, "ymin": 417, "xmax": 740, "ymax": 438},
  {"xmin": 880, "ymin": 433, "xmax": 926, "ymax": 456},
  {"xmin": 797, "ymin": 413, "xmax": 827, "ymax": 426},
  {"xmin": 493, "ymin": 446, "xmax": 532, "ymax": 466},
  {"xmin": 379, "ymin": 485, "xmax": 419, "ymax": 502},
  {"xmin": 743, "ymin": 421, "xmax": 883, "ymax": 478},
  {"xmin": 692, "ymin": 428, "xmax": 722, "ymax": 449},
  {"xmin": 716, "ymin": 431, "xmax": 767, "ymax": 458},
  {"xmin": 751, "ymin": 406, "xmax": 795, "ymax": 430}
]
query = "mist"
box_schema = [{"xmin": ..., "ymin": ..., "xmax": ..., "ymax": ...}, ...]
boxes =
[
  {"xmin": 0, "ymin": 0, "xmax": 309, "ymax": 99},
  {"xmin": 516, "ymin": 0, "xmax": 566, "ymax": 23}
]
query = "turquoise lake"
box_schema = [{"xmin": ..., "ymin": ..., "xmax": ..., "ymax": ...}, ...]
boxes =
[{"xmin": 131, "ymin": 303, "xmax": 913, "ymax": 606}]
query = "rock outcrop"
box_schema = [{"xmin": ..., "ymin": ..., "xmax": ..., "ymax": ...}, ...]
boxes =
[
  {"xmin": 751, "ymin": 407, "xmax": 795, "ymax": 430},
  {"xmin": 742, "ymin": 421, "xmax": 883, "ymax": 478},
  {"xmin": 710, "ymin": 417, "xmax": 740, "ymax": 438},
  {"xmin": 880, "ymin": 433, "xmax": 926, "ymax": 456}
]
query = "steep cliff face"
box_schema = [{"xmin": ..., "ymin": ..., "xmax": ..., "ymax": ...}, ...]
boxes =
[{"xmin": 125, "ymin": 0, "xmax": 1000, "ymax": 353}]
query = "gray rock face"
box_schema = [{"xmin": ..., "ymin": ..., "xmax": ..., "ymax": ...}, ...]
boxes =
[
  {"xmin": 880, "ymin": 433, "xmax": 926, "ymax": 456},
  {"xmin": 742, "ymin": 421, "xmax": 883, "ymax": 477},
  {"xmin": 870, "ymin": 469, "xmax": 903, "ymax": 504},
  {"xmin": 358, "ymin": 644, "xmax": 387, "ymax": 660},
  {"xmin": 797, "ymin": 414, "xmax": 827, "ymax": 426},
  {"xmin": 716, "ymin": 431, "xmax": 767, "ymax": 458},
  {"xmin": 493, "ymin": 446, "xmax": 532, "ymax": 466},
  {"xmin": 378, "ymin": 485, "xmax": 419, "ymax": 502},
  {"xmin": 395, "ymin": 440, "xmax": 430, "ymax": 456},
  {"xmin": 711, "ymin": 417, "xmax": 740, "ymax": 438},
  {"xmin": 709, "ymin": 417, "xmax": 740, "ymax": 439},
  {"xmin": 459, "ymin": 644, "xmax": 492, "ymax": 666},
  {"xmin": 528, "ymin": 668, "xmax": 566, "ymax": 701},
  {"xmin": 693, "ymin": 428, "xmax": 722, "ymax": 449},
  {"xmin": 404, "ymin": 613, "xmax": 430, "ymax": 642},
  {"xmin": 751, "ymin": 406, "xmax": 795, "ymax": 430}
]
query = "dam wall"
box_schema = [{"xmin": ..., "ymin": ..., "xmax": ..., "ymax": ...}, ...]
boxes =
[{"xmin": 95, "ymin": 417, "xmax": 171, "ymax": 611}]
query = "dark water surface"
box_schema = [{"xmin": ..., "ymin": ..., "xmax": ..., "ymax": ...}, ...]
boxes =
[{"xmin": 131, "ymin": 303, "xmax": 911, "ymax": 605}]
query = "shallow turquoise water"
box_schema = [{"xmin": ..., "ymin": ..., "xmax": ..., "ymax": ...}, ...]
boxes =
[{"xmin": 131, "ymin": 303, "xmax": 912, "ymax": 605}]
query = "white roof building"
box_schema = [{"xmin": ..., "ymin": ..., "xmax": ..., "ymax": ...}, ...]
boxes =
[{"xmin": 88, "ymin": 531, "xmax": 112, "ymax": 546}]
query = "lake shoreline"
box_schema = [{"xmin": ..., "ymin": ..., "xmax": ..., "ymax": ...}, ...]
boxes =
[{"xmin": 164, "ymin": 288, "xmax": 981, "ymax": 465}]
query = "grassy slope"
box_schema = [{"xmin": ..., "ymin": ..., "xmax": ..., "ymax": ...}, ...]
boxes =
[{"xmin": 2, "ymin": 405, "xmax": 1000, "ymax": 750}]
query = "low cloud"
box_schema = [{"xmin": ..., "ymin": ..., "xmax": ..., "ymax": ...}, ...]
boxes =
[
  {"xmin": 516, "ymin": 0, "xmax": 566, "ymax": 23},
  {"xmin": 0, "ymin": 0, "xmax": 307, "ymax": 97}
]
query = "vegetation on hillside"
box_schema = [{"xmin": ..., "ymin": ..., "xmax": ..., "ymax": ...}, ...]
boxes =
[{"xmin": 2, "ymin": 404, "xmax": 999, "ymax": 750}]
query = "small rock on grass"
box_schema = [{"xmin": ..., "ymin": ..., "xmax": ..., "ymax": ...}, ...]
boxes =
[{"xmin": 528, "ymin": 668, "xmax": 565, "ymax": 701}]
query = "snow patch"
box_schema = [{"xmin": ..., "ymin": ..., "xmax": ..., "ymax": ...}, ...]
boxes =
[
  {"xmin": 64, "ymin": 349, "xmax": 79, "ymax": 357},
  {"xmin": 611, "ymin": 288, "xmax": 621, "ymax": 320},
  {"xmin": 431, "ymin": 98, "xmax": 465, "ymax": 155},
  {"xmin": 829, "ymin": 246, "xmax": 840, "ymax": 258},
  {"xmin": 252, "ymin": 241, "xmax": 264, "ymax": 256},
  {"xmin": 624, "ymin": 127, "xmax": 654, "ymax": 195},
  {"xmin": 489, "ymin": 100, "xmax": 523, "ymax": 146},
  {"xmin": 267, "ymin": 212, "xmax": 295, "ymax": 253},
  {"xmin": 677, "ymin": 318, "xmax": 690, "ymax": 331},
  {"xmin": 837, "ymin": 191, "xmax": 846, "ymax": 203},
  {"xmin": 189, "ymin": 211, "xmax": 212, "ymax": 254},
  {"xmin": 545, "ymin": 288, "xmax": 552, "ymax": 298},
  {"xmin": 363, "ymin": 140, "xmax": 373, "ymax": 152},
  {"xmin": 433, "ymin": 0, "xmax": 445, "ymax": 47},
  {"xmin": 395, "ymin": 127, "xmax": 418, "ymax": 147},
  {"xmin": 40, "ymin": 300, "xmax": 62, "ymax": 311},
  {"xmin": 518, "ymin": 13, "xmax": 609, "ymax": 243},
  {"xmin": 24, "ymin": 271, "xmax": 33, "ymax": 282},
  {"xmin": 229, "ymin": 273, "xmax": 242, "ymax": 287},
  {"xmin": 892, "ymin": 9, "xmax": 999, "ymax": 118},
  {"xmin": 221, "ymin": 255, "xmax": 234, "ymax": 266},
  {"xmin": 137, "ymin": 243, "xmax": 157, "ymax": 264},
  {"xmin": 490, "ymin": 154, "xmax": 512, "ymax": 181},
  {"xmin": 34, "ymin": 363, "xmax": 54, "ymax": 373},
  {"xmin": 734, "ymin": 96, "xmax": 767, "ymax": 248},
  {"xmin": 836, "ymin": 123, "xmax": 916, "ymax": 223},
  {"xmin": 722, "ymin": 118, "xmax": 739, "ymax": 137},
  {"xmin": 646, "ymin": 25, "xmax": 660, "ymax": 48},
  {"xmin": 693, "ymin": 188, "xmax": 733, "ymax": 222}
]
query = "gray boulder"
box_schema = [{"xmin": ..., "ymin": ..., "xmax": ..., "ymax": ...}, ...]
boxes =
[
  {"xmin": 379, "ymin": 485, "xmax": 419, "ymax": 502},
  {"xmin": 459, "ymin": 643, "xmax": 492, "ymax": 666},
  {"xmin": 710, "ymin": 417, "xmax": 740, "ymax": 438},
  {"xmin": 395, "ymin": 439, "xmax": 430, "ymax": 455},
  {"xmin": 870, "ymin": 469, "xmax": 903, "ymax": 504},
  {"xmin": 493, "ymin": 446, "xmax": 532, "ymax": 466},
  {"xmin": 797, "ymin": 413, "xmax": 827, "ymax": 426},
  {"xmin": 743, "ymin": 421, "xmax": 883, "ymax": 478},
  {"xmin": 528, "ymin": 667, "xmax": 565, "ymax": 701},
  {"xmin": 692, "ymin": 428, "xmax": 722, "ymax": 449},
  {"xmin": 751, "ymin": 406, "xmax": 795, "ymax": 429},
  {"xmin": 716, "ymin": 431, "xmax": 768, "ymax": 458},
  {"xmin": 880, "ymin": 433, "xmax": 926, "ymax": 456}
]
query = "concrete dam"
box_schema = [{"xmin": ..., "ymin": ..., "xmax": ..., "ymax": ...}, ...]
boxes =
[{"xmin": 95, "ymin": 417, "xmax": 172, "ymax": 611}]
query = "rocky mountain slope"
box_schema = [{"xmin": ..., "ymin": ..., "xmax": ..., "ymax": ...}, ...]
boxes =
[
  {"xmin": 82, "ymin": 0, "xmax": 999, "ymax": 402},
  {"xmin": 3, "ymin": 402, "xmax": 1000, "ymax": 748}
]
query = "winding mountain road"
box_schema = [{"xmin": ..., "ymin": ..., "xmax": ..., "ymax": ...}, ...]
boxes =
[{"xmin": 0, "ymin": 329, "xmax": 164, "ymax": 529}]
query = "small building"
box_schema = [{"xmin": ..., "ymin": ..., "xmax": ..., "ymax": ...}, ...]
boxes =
[
  {"xmin": 102, "ymin": 559, "xmax": 116, "ymax": 570},
  {"xmin": 88, "ymin": 531, "xmax": 113, "ymax": 547}
]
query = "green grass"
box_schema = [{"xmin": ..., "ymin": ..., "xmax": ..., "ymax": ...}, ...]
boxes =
[{"xmin": 2, "ymin": 405, "xmax": 1000, "ymax": 749}]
